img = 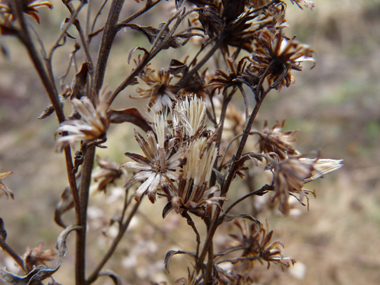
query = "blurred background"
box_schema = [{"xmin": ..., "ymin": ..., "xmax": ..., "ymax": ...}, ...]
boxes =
[{"xmin": 1, "ymin": 0, "xmax": 380, "ymax": 284}]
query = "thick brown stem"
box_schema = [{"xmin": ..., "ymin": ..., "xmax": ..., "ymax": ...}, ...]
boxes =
[{"xmin": 75, "ymin": 1, "xmax": 126, "ymax": 284}]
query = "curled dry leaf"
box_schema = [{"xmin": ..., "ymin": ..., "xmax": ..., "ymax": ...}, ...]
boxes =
[
  {"xmin": 164, "ymin": 250, "xmax": 196, "ymax": 273},
  {"xmin": 54, "ymin": 172, "xmax": 81, "ymax": 228},
  {"xmin": 98, "ymin": 270, "xmax": 123, "ymax": 285},
  {"xmin": 0, "ymin": 225, "xmax": 80, "ymax": 285},
  {"xmin": 108, "ymin": 108, "xmax": 151, "ymax": 132}
]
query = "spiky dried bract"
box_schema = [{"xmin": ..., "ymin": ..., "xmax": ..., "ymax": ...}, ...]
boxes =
[
  {"xmin": 254, "ymin": 120, "xmax": 300, "ymax": 160},
  {"xmin": 55, "ymin": 91, "xmax": 111, "ymax": 151},
  {"xmin": 133, "ymin": 65, "xmax": 176, "ymax": 113},
  {"xmin": 228, "ymin": 219, "xmax": 295, "ymax": 269},
  {"xmin": 92, "ymin": 156, "xmax": 127, "ymax": 194},
  {"xmin": 0, "ymin": 0, "xmax": 53, "ymax": 24},
  {"xmin": 250, "ymin": 27, "xmax": 315, "ymax": 89},
  {"xmin": 270, "ymin": 157, "xmax": 343, "ymax": 214},
  {"xmin": 0, "ymin": 171, "xmax": 13, "ymax": 199},
  {"xmin": 122, "ymin": 128, "xmax": 187, "ymax": 203}
]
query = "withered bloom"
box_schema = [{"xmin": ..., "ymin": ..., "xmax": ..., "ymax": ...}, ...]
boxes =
[
  {"xmin": 270, "ymin": 157, "xmax": 343, "ymax": 214},
  {"xmin": 173, "ymin": 95, "xmax": 207, "ymax": 138},
  {"xmin": 251, "ymin": 27, "xmax": 315, "ymax": 89},
  {"xmin": 209, "ymin": 57, "xmax": 250, "ymax": 95},
  {"xmin": 122, "ymin": 116, "xmax": 187, "ymax": 203},
  {"xmin": 0, "ymin": 171, "xmax": 13, "ymax": 199},
  {"xmin": 55, "ymin": 91, "xmax": 110, "ymax": 152},
  {"xmin": 0, "ymin": 0, "xmax": 53, "ymax": 24},
  {"xmin": 162, "ymin": 137, "xmax": 225, "ymax": 218},
  {"xmin": 132, "ymin": 65, "xmax": 176, "ymax": 113},
  {"xmin": 254, "ymin": 120, "xmax": 300, "ymax": 160},
  {"xmin": 92, "ymin": 156, "xmax": 127, "ymax": 194},
  {"xmin": 228, "ymin": 219, "xmax": 295, "ymax": 269},
  {"xmin": 23, "ymin": 242, "xmax": 55, "ymax": 271}
]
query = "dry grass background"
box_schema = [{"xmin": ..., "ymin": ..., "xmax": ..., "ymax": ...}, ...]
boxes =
[{"xmin": 1, "ymin": 0, "xmax": 380, "ymax": 284}]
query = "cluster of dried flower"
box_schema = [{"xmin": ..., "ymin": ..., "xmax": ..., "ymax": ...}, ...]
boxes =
[{"xmin": 0, "ymin": 0, "xmax": 342, "ymax": 284}]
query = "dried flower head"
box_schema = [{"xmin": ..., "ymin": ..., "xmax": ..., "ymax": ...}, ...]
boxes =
[
  {"xmin": 0, "ymin": 171, "xmax": 13, "ymax": 199},
  {"xmin": 254, "ymin": 120, "xmax": 300, "ymax": 160},
  {"xmin": 133, "ymin": 65, "xmax": 176, "ymax": 113},
  {"xmin": 270, "ymin": 156, "xmax": 343, "ymax": 214},
  {"xmin": 22, "ymin": 242, "xmax": 55, "ymax": 271},
  {"xmin": 162, "ymin": 137, "xmax": 225, "ymax": 218},
  {"xmin": 55, "ymin": 90, "xmax": 111, "ymax": 151},
  {"xmin": 122, "ymin": 123, "xmax": 187, "ymax": 203},
  {"xmin": 251, "ymin": 27, "xmax": 315, "ymax": 89},
  {"xmin": 91, "ymin": 156, "xmax": 127, "ymax": 194},
  {"xmin": 0, "ymin": 0, "xmax": 53, "ymax": 24},
  {"xmin": 227, "ymin": 219, "xmax": 295, "ymax": 269},
  {"xmin": 173, "ymin": 95, "xmax": 207, "ymax": 138}
]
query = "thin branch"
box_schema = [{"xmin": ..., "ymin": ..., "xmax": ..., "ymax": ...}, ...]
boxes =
[
  {"xmin": 86, "ymin": 200, "xmax": 142, "ymax": 284},
  {"xmin": 220, "ymin": 184, "xmax": 273, "ymax": 219},
  {"xmin": 76, "ymin": 1, "xmax": 126, "ymax": 283},
  {"xmin": 0, "ymin": 239, "xmax": 25, "ymax": 271}
]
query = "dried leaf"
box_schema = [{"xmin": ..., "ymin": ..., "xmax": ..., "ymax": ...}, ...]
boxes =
[
  {"xmin": 220, "ymin": 214, "xmax": 261, "ymax": 224},
  {"xmin": 0, "ymin": 226, "xmax": 80, "ymax": 285},
  {"xmin": 164, "ymin": 250, "xmax": 195, "ymax": 273},
  {"xmin": 54, "ymin": 173, "xmax": 81, "ymax": 228},
  {"xmin": 70, "ymin": 62, "xmax": 88, "ymax": 100},
  {"xmin": 98, "ymin": 270, "xmax": 122, "ymax": 285},
  {"xmin": 108, "ymin": 108, "xmax": 151, "ymax": 132}
]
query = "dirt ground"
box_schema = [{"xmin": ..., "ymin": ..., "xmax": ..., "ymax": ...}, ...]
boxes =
[{"xmin": 1, "ymin": 0, "xmax": 380, "ymax": 284}]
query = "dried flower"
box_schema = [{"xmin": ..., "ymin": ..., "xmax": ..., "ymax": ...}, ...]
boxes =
[
  {"xmin": 91, "ymin": 156, "xmax": 127, "ymax": 194},
  {"xmin": 173, "ymin": 95, "xmax": 207, "ymax": 138},
  {"xmin": 270, "ymin": 156, "xmax": 343, "ymax": 214},
  {"xmin": 122, "ymin": 122, "xmax": 187, "ymax": 203},
  {"xmin": 251, "ymin": 27, "xmax": 315, "ymax": 89},
  {"xmin": 254, "ymin": 120, "xmax": 300, "ymax": 160},
  {"xmin": 227, "ymin": 219, "xmax": 295, "ymax": 269},
  {"xmin": 55, "ymin": 91, "xmax": 111, "ymax": 151},
  {"xmin": 23, "ymin": 242, "xmax": 55, "ymax": 271},
  {"xmin": 132, "ymin": 65, "xmax": 176, "ymax": 113},
  {"xmin": 162, "ymin": 137, "xmax": 225, "ymax": 218},
  {"xmin": 0, "ymin": 0, "xmax": 53, "ymax": 24},
  {"xmin": 0, "ymin": 171, "xmax": 13, "ymax": 199}
]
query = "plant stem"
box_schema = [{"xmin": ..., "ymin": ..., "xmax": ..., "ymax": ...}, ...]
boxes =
[
  {"xmin": 86, "ymin": 200, "xmax": 141, "ymax": 284},
  {"xmin": 75, "ymin": 1, "xmax": 126, "ymax": 284}
]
